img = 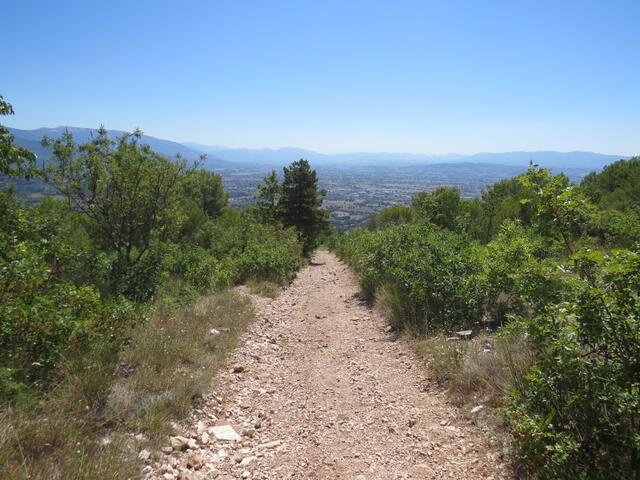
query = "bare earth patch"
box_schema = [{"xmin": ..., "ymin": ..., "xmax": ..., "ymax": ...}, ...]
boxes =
[{"xmin": 149, "ymin": 250, "xmax": 513, "ymax": 479}]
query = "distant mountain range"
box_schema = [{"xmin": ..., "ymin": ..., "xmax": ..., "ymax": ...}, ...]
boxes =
[
  {"xmin": 8, "ymin": 127, "xmax": 234, "ymax": 169},
  {"xmin": 9, "ymin": 126, "xmax": 629, "ymax": 171},
  {"xmin": 186, "ymin": 143, "xmax": 627, "ymax": 170}
]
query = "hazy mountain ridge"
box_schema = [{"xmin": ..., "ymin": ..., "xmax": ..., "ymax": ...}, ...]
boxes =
[
  {"xmin": 10, "ymin": 126, "xmax": 628, "ymax": 171},
  {"xmin": 8, "ymin": 127, "xmax": 233, "ymax": 169},
  {"xmin": 177, "ymin": 142, "xmax": 627, "ymax": 169}
]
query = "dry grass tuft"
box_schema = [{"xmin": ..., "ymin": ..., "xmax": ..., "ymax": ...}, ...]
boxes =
[
  {"xmin": 245, "ymin": 278, "xmax": 281, "ymax": 298},
  {"xmin": 376, "ymin": 282, "xmax": 419, "ymax": 330},
  {"xmin": 413, "ymin": 333, "xmax": 533, "ymax": 409}
]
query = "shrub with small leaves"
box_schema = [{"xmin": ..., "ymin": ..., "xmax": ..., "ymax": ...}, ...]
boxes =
[{"xmin": 507, "ymin": 248, "xmax": 640, "ymax": 479}]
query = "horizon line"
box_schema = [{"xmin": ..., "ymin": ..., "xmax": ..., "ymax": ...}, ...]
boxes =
[{"xmin": 7, "ymin": 124, "xmax": 635, "ymax": 159}]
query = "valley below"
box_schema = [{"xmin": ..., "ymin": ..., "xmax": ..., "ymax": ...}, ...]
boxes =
[{"xmin": 219, "ymin": 163, "xmax": 591, "ymax": 229}]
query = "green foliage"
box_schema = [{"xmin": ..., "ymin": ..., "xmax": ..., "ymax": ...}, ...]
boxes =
[
  {"xmin": 260, "ymin": 159, "xmax": 329, "ymax": 255},
  {"xmin": 365, "ymin": 204, "xmax": 413, "ymax": 230},
  {"xmin": 581, "ymin": 157, "xmax": 640, "ymax": 212},
  {"xmin": 0, "ymin": 190, "xmax": 138, "ymax": 400},
  {"xmin": 591, "ymin": 208, "xmax": 640, "ymax": 248},
  {"xmin": 483, "ymin": 220, "xmax": 565, "ymax": 324},
  {"xmin": 181, "ymin": 169, "xmax": 228, "ymax": 218},
  {"xmin": 411, "ymin": 186, "xmax": 462, "ymax": 230},
  {"xmin": 254, "ymin": 170, "xmax": 282, "ymax": 224},
  {"xmin": 198, "ymin": 209, "xmax": 303, "ymax": 285},
  {"xmin": 520, "ymin": 164, "xmax": 597, "ymax": 254},
  {"xmin": 468, "ymin": 176, "xmax": 535, "ymax": 242},
  {"xmin": 334, "ymin": 223, "xmax": 485, "ymax": 332},
  {"xmin": 164, "ymin": 245, "xmax": 221, "ymax": 291},
  {"xmin": 507, "ymin": 248, "xmax": 640, "ymax": 479},
  {"xmin": 579, "ymin": 158, "xmax": 640, "ymax": 248},
  {"xmin": 253, "ymin": 160, "xmax": 329, "ymax": 256},
  {"xmin": 0, "ymin": 95, "xmax": 37, "ymax": 179},
  {"xmin": 43, "ymin": 128, "xmax": 192, "ymax": 297}
]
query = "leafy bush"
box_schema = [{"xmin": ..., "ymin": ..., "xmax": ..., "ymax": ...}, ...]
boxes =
[
  {"xmin": 507, "ymin": 248, "xmax": 640, "ymax": 479},
  {"xmin": 520, "ymin": 165, "xmax": 597, "ymax": 255},
  {"xmin": 43, "ymin": 129, "xmax": 193, "ymax": 297},
  {"xmin": 198, "ymin": 209, "xmax": 303, "ymax": 285},
  {"xmin": 0, "ymin": 96, "xmax": 37, "ymax": 178},
  {"xmin": 581, "ymin": 156, "xmax": 640, "ymax": 212},
  {"xmin": 365, "ymin": 204, "xmax": 413, "ymax": 230},
  {"xmin": 231, "ymin": 232, "xmax": 302, "ymax": 283},
  {"xmin": 0, "ymin": 278, "xmax": 136, "ymax": 397},
  {"xmin": 411, "ymin": 186, "xmax": 462, "ymax": 231},
  {"xmin": 163, "ymin": 244, "xmax": 222, "ymax": 290},
  {"xmin": 335, "ymin": 223, "xmax": 486, "ymax": 332},
  {"xmin": 591, "ymin": 208, "xmax": 640, "ymax": 248},
  {"xmin": 0, "ymin": 191, "xmax": 138, "ymax": 400},
  {"xmin": 482, "ymin": 220, "xmax": 565, "ymax": 325}
]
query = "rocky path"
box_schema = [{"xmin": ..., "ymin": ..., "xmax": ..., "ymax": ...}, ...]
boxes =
[{"xmin": 149, "ymin": 250, "xmax": 512, "ymax": 480}]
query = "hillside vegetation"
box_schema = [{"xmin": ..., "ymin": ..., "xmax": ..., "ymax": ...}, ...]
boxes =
[
  {"xmin": 0, "ymin": 97, "xmax": 329, "ymax": 479},
  {"xmin": 330, "ymin": 159, "xmax": 640, "ymax": 479}
]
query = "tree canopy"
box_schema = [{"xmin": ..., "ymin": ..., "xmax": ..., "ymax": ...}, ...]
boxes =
[
  {"xmin": 0, "ymin": 95, "xmax": 37, "ymax": 179},
  {"xmin": 256, "ymin": 159, "xmax": 329, "ymax": 255},
  {"xmin": 43, "ymin": 127, "xmax": 191, "ymax": 269}
]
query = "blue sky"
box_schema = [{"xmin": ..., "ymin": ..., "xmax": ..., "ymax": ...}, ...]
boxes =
[{"xmin": 1, "ymin": 0, "xmax": 638, "ymax": 155}]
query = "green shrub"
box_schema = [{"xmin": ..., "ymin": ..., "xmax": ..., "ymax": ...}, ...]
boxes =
[
  {"xmin": 231, "ymin": 232, "xmax": 303, "ymax": 283},
  {"xmin": 198, "ymin": 209, "xmax": 304, "ymax": 285},
  {"xmin": 507, "ymin": 248, "xmax": 640, "ymax": 479},
  {"xmin": 365, "ymin": 204, "xmax": 413, "ymax": 230},
  {"xmin": 163, "ymin": 244, "xmax": 221, "ymax": 290},
  {"xmin": 591, "ymin": 208, "xmax": 640, "ymax": 248},
  {"xmin": 482, "ymin": 220, "xmax": 566, "ymax": 325},
  {"xmin": 335, "ymin": 224, "xmax": 486, "ymax": 332},
  {"xmin": 0, "ymin": 192, "xmax": 138, "ymax": 399}
]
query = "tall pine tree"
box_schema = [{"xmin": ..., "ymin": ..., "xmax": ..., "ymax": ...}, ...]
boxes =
[{"xmin": 279, "ymin": 159, "xmax": 328, "ymax": 255}]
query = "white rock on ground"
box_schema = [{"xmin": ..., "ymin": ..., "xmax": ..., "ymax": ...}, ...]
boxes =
[{"xmin": 211, "ymin": 425, "xmax": 242, "ymax": 442}]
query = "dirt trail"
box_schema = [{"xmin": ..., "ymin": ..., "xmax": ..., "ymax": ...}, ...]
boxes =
[{"xmin": 150, "ymin": 251, "xmax": 512, "ymax": 480}]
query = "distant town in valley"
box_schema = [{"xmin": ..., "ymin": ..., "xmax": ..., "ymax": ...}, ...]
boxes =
[{"xmin": 220, "ymin": 162, "xmax": 595, "ymax": 229}]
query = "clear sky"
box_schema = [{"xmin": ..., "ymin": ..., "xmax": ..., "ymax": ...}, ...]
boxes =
[{"xmin": 1, "ymin": 0, "xmax": 638, "ymax": 155}]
